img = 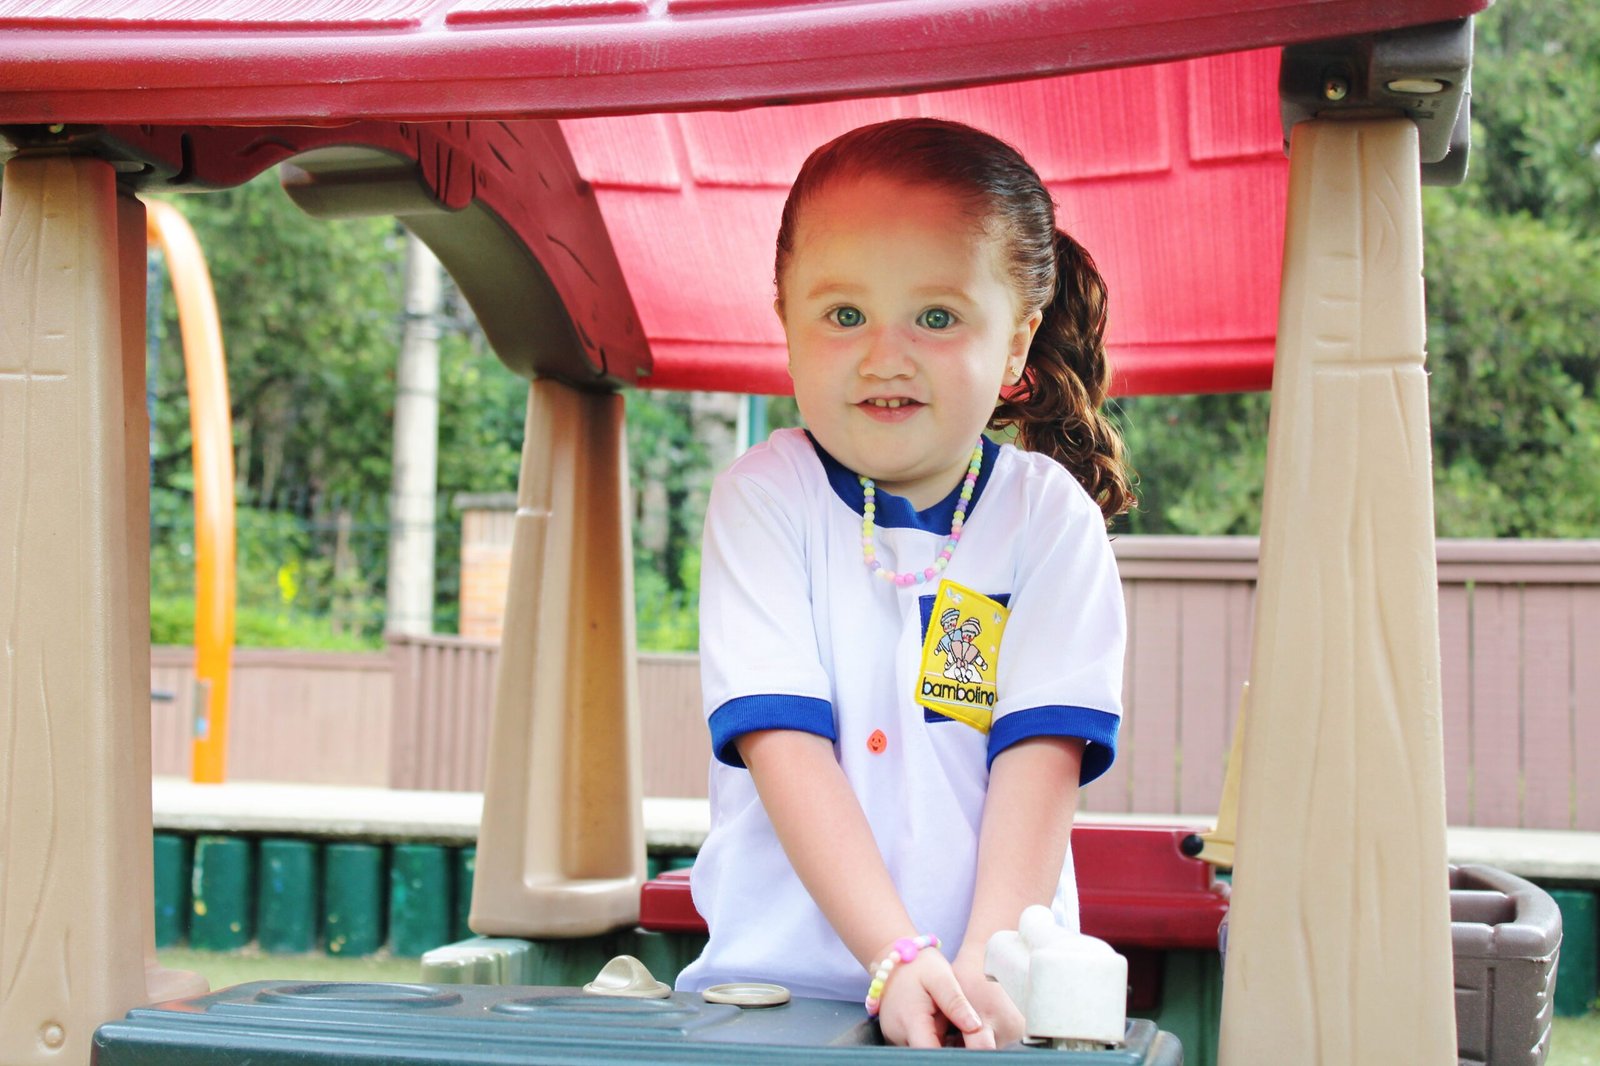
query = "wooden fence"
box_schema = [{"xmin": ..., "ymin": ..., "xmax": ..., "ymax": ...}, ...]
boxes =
[
  {"xmin": 151, "ymin": 537, "xmax": 1600, "ymax": 829},
  {"xmin": 151, "ymin": 646, "xmax": 393, "ymax": 786}
]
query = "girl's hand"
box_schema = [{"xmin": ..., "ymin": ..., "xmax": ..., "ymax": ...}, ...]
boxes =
[
  {"xmin": 953, "ymin": 951, "xmax": 1026, "ymax": 1049},
  {"xmin": 875, "ymin": 947, "xmax": 992, "ymax": 1049}
]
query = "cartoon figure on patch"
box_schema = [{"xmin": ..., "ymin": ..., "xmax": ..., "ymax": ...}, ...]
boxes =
[
  {"xmin": 935, "ymin": 609, "xmax": 989, "ymax": 684},
  {"xmin": 915, "ymin": 580, "xmax": 1009, "ymax": 732}
]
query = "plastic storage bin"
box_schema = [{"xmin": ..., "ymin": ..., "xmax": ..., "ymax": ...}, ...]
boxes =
[{"xmin": 1451, "ymin": 864, "xmax": 1561, "ymax": 1066}]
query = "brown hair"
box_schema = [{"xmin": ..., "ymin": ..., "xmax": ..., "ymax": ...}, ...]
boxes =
[{"xmin": 774, "ymin": 118, "xmax": 1133, "ymax": 522}]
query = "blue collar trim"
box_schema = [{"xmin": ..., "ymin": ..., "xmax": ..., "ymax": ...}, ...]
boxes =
[{"xmin": 807, "ymin": 431, "xmax": 1000, "ymax": 532}]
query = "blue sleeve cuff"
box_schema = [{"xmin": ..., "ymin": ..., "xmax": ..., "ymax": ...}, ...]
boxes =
[
  {"xmin": 708, "ymin": 694, "xmax": 836, "ymax": 768},
  {"xmin": 987, "ymin": 706, "xmax": 1121, "ymax": 785}
]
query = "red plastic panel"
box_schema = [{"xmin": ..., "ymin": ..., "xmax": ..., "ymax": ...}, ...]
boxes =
[
  {"xmin": 639, "ymin": 823, "xmax": 1229, "ymax": 952},
  {"xmin": 639, "ymin": 868, "xmax": 702, "ymax": 933},
  {"xmin": 1073, "ymin": 825, "xmax": 1230, "ymax": 951},
  {"xmin": 1188, "ymin": 49, "xmax": 1285, "ymax": 161},
  {"xmin": 572, "ymin": 56, "xmax": 1286, "ymax": 396},
  {"xmin": 1, "ymin": 0, "xmax": 433, "ymax": 27},
  {"xmin": 920, "ymin": 67, "xmax": 1173, "ymax": 183},
  {"xmin": 0, "ymin": 0, "xmax": 1489, "ymax": 126},
  {"xmin": 559, "ymin": 114, "xmax": 681, "ymax": 189},
  {"xmin": 680, "ymin": 99, "xmax": 915, "ymax": 187},
  {"xmin": 447, "ymin": 0, "xmax": 649, "ymax": 25}
]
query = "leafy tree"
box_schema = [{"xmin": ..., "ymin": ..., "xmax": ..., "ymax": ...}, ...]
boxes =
[
  {"xmin": 1114, "ymin": 3, "xmax": 1600, "ymax": 539},
  {"xmin": 148, "ymin": 174, "xmax": 526, "ymax": 641},
  {"xmin": 1422, "ymin": 0, "xmax": 1600, "ymax": 537}
]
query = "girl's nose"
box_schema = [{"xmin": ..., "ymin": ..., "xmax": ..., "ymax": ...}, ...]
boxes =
[{"xmin": 858, "ymin": 327, "xmax": 914, "ymax": 379}]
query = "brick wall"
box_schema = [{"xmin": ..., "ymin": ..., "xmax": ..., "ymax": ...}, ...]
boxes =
[{"xmin": 458, "ymin": 496, "xmax": 516, "ymax": 640}]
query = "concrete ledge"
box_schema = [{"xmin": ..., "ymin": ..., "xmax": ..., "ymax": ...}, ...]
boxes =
[
  {"xmin": 152, "ymin": 779, "xmax": 709, "ymax": 851},
  {"xmin": 152, "ymin": 781, "xmax": 1600, "ymax": 882}
]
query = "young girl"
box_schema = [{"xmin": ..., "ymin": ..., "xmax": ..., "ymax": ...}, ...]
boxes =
[{"xmin": 675, "ymin": 118, "xmax": 1133, "ymax": 1050}]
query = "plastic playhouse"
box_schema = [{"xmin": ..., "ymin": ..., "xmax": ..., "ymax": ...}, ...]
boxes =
[{"xmin": 0, "ymin": 1, "xmax": 1564, "ymax": 1064}]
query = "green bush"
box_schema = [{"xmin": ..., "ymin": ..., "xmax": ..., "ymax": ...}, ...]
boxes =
[{"xmin": 150, "ymin": 595, "xmax": 382, "ymax": 651}]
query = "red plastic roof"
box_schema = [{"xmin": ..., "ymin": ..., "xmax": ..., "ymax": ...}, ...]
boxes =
[
  {"xmin": 0, "ymin": 0, "xmax": 1489, "ymax": 395},
  {"xmin": 566, "ymin": 51, "xmax": 1290, "ymax": 394},
  {"xmin": 0, "ymin": 0, "xmax": 1488, "ymax": 126}
]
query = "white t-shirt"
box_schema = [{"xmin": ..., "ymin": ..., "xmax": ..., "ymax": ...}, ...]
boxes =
[{"xmin": 675, "ymin": 428, "xmax": 1125, "ymax": 999}]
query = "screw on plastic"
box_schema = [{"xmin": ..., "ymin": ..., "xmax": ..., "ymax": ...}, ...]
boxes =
[{"xmin": 1322, "ymin": 75, "xmax": 1350, "ymax": 102}]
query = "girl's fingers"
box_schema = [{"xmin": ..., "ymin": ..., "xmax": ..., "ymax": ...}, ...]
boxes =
[
  {"xmin": 961, "ymin": 1023, "xmax": 998, "ymax": 1050},
  {"xmin": 928, "ymin": 970, "xmax": 983, "ymax": 1035},
  {"xmin": 898, "ymin": 1012, "xmax": 943, "ymax": 1049}
]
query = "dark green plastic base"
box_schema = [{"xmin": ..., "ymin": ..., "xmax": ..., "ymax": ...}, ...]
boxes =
[
  {"xmin": 190, "ymin": 836, "xmax": 254, "ymax": 951},
  {"xmin": 259, "ymin": 838, "xmax": 320, "ymax": 954},
  {"xmin": 390, "ymin": 844, "xmax": 452, "ymax": 957},
  {"xmin": 153, "ymin": 834, "xmax": 192, "ymax": 948},
  {"xmin": 1553, "ymin": 889, "xmax": 1597, "ymax": 1017},
  {"xmin": 324, "ymin": 843, "xmax": 385, "ymax": 956},
  {"xmin": 94, "ymin": 981, "xmax": 1182, "ymax": 1065}
]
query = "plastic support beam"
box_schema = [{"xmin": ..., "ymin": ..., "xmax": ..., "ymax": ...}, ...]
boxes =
[{"xmin": 1218, "ymin": 118, "xmax": 1456, "ymax": 1064}]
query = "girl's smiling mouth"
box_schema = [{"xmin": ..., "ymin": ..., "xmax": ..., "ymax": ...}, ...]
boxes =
[{"xmin": 858, "ymin": 397, "xmax": 925, "ymax": 421}]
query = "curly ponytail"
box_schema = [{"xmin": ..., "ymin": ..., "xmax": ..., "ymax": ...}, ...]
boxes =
[
  {"xmin": 989, "ymin": 231, "xmax": 1134, "ymax": 521},
  {"xmin": 776, "ymin": 118, "xmax": 1134, "ymax": 523}
]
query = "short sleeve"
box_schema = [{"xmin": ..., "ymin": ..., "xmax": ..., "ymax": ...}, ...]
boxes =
[
  {"xmin": 698, "ymin": 470, "xmax": 836, "ymax": 768},
  {"xmin": 989, "ymin": 475, "xmax": 1125, "ymax": 784}
]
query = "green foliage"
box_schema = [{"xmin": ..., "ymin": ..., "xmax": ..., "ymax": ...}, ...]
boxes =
[
  {"xmin": 1461, "ymin": 2, "xmax": 1600, "ymax": 232},
  {"xmin": 1425, "ymin": 197, "xmax": 1600, "ymax": 537},
  {"xmin": 150, "ymin": 595, "xmax": 381, "ymax": 651},
  {"xmin": 1418, "ymin": 0, "xmax": 1600, "ymax": 538},
  {"xmin": 626, "ymin": 390, "xmax": 716, "ymax": 650},
  {"xmin": 1111, "ymin": 394, "xmax": 1269, "ymax": 536},
  {"xmin": 1108, "ymin": 4, "xmax": 1600, "ymax": 539},
  {"xmin": 148, "ymin": 174, "xmax": 522, "ymax": 644}
]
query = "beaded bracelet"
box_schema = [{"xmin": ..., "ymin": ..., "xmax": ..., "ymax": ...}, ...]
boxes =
[{"xmin": 864, "ymin": 934, "xmax": 941, "ymax": 1017}]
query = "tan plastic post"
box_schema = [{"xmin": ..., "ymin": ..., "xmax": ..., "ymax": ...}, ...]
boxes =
[
  {"xmin": 1217, "ymin": 118, "xmax": 1456, "ymax": 1064},
  {"xmin": 471, "ymin": 378, "xmax": 645, "ymax": 937},
  {"xmin": 0, "ymin": 157, "xmax": 205, "ymax": 1066},
  {"xmin": 1190, "ymin": 682, "xmax": 1248, "ymax": 869}
]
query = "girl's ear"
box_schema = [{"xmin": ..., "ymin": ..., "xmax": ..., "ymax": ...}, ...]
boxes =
[{"xmin": 1005, "ymin": 309, "xmax": 1044, "ymax": 386}]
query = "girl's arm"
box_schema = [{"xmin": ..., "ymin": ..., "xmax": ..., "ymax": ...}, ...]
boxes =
[
  {"xmin": 954, "ymin": 735, "xmax": 1087, "ymax": 1045},
  {"xmin": 737, "ymin": 727, "xmax": 989, "ymax": 1049}
]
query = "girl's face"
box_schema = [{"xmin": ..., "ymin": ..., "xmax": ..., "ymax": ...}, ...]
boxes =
[{"xmin": 778, "ymin": 173, "xmax": 1041, "ymax": 509}]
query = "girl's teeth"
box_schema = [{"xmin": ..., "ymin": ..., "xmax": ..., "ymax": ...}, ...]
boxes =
[{"xmin": 870, "ymin": 399, "xmax": 905, "ymax": 408}]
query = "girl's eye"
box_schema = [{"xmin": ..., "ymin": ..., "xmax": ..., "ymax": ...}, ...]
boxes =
[
  {"xmin": 919, "ymin": 308, "xmax": 954, "ymax": 330},
  {"xmin": 830, "ymin": 306, "xmax": 864, "ymax": 328}
]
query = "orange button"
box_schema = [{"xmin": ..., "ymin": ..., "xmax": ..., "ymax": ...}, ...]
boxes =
[{"xmin": 867, "ymin": 729, "xmax": 887, "ymax": 755}]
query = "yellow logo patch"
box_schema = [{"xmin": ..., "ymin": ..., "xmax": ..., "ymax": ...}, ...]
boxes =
[{"xmin": 915, "ymin": 580, "xmax": 1008, "ymax": 733}]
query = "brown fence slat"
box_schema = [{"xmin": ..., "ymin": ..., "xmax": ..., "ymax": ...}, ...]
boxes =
[
  {"xmin": 1470, "ymin": 584, "xmax": 1522, "ymax": 827},
  {"xmin": 1178, "ymin": 583, "xmax": 1231, "ymax": 814},
  {"xmin": 1129, "ymin": 580, "xmax": 1180, "ymax": 814},
  {"xmin": 1520, "ymin": 587, "xmax": 1573, "ymax": 830},
  {"xmin": 1082, "ymin": 581, "xmax": 1136, "ymax": 813},
  {"xmin": 388, "ymin": 638, "xmax": 420, "ymax": 789},
  {"xmin": 1574, "ymin": 588, "xmax": 1600, "ymax": 831},
  {"xmin": 1438, "ymin": 585, "xmax": 1471, "ymax": 826},
  {"xmin": 640, "ymin": 653, "xmax": 710, "ymax": 799}
]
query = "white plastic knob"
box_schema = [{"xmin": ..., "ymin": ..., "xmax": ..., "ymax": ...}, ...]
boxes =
[{"xmin": 985, "ymin": 904, "xmax": 1127, "ymax": 1046}]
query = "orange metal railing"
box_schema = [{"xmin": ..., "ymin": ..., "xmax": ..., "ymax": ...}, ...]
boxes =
[{"xmin": 146, "ymin": 197, "xmax": 237, "ymax": 784}]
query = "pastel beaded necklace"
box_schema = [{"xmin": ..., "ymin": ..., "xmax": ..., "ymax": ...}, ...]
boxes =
[{"xmin": 860, "ymin": 441, "xmax": 985, "ymax": 587}]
